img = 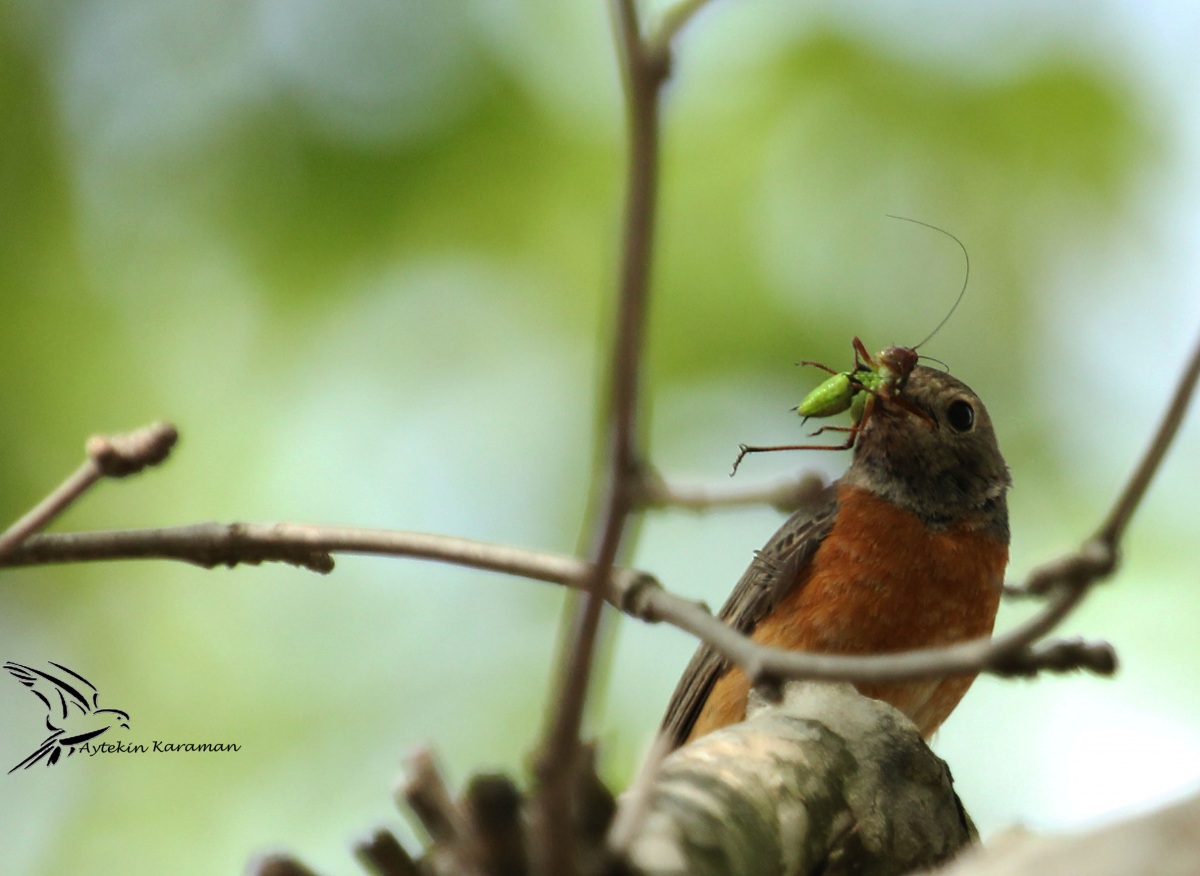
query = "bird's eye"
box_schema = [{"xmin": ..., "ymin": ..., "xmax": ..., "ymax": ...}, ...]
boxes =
[{"xmin": 946, "ymin": 399, "xmax": 975, "ymax": 432}]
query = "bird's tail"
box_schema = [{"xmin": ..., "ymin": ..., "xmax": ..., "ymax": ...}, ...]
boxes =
[{"xmin": 8, "ymin": 734, "xmax": 63, "ymax": 773}]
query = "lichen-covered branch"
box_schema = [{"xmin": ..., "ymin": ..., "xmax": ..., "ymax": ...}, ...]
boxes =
[{"xmin": 624, "ymin": 682, "xmax": 975, "ymax": 876}]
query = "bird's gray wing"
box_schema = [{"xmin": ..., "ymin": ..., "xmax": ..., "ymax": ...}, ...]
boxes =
[
  {"xmin": 4, "ymin": 661, "xmax": 97, "ymax": 720},
  {"xmin": 659, "ymin": 482, "xmax": 839, "ymax": 749}
]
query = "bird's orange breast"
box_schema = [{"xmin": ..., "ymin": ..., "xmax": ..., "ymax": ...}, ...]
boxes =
[{"xmin": 688, "ymin": 483, "xmax": 1007, "ymax": 741}]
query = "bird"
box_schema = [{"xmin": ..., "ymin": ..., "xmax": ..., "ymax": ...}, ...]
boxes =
[
  {"xmin": 5, "ymin": 660, "xmax": 131, "ymax": 772},
  {"xmin": 661, "ymin": 365, "xmax": 1010, "ymax": 748}
]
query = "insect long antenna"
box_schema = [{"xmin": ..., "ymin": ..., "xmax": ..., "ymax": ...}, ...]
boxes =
[{"xmin": 885, "ymin": 214, "xmax": 969, "ymax": 349}]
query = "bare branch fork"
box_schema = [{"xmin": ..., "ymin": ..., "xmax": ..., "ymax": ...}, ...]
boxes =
[
  {"xmin": 525, "ymin": 1, "xmax": 713, "ymax": 872},
  {"xmin": 4, "ymin": 0, "xmax": 1200, "ymax": 870},
  {"xmin": 8, "ymin": 321, "xmax": 1200, "ymax": 689},
  {"xmin": 4, "ymin": 339, "xmax": 1197, "ymax": 710},
  {"xmin": 0, "ymin": 421, "xmax": 177, "ymax": 561}
]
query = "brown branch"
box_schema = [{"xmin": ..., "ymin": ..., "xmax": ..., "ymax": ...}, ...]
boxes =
[
  {"xmin": 353, "ymin": 830, "xmax": 420, "ymax": 876},
  {"xmin": 529, "ymin": 2, "xmax": 723, "ymax": 865},
  {"xmin": 1015, "ymin": 327, "xmax": 1200, "ymax": 597},
  {"xmin": 605, "ymin": 732, "xmax": 673, "ymax": 856},
  {"xmin": 1, "ymin": 524, "xmax": 657, "ymax": 595},
  {"xmin": 2, "ymin": 520, "xmax": 1112, "ymax": 683},
  {"xmin": 529, "ymin": 1, "xmax": 670, "ymax": 871},
  {"xmin": 461, "ymin": 774, "xmax": 528, "ymax": 876},
  {"xmin": 8, "ymin": 329, "xmax": 1191, "ymax": 709},
  {"xmin": 400, "ymin": 749, "xmax": 468, "ymax": 850},
  {"xmin": 638, "ymin": 469, "xmax": 827, "ymax": 513},
  {"xmin": 1096, "ymin": 326, "xmax": 1200, "ymax": 545},
  {"xmin": 0, "ymin": 463, "xmax": 106, "ymax": 562},
  {"xmin": 650, "ymin": 0, "xmax": 718, "ymax": 56},
  {"xmin": 85, "ymin": 421, "xmax": 179, "ymax": 477},
  {"xmin": 624, "ymin": 565, "xmax": 1115, "ymax": 684},
  {"xmin": 246, "ymin": 855, "xmax": 321, "ymax": 876},
  {"xmin": 0, "ymin": 421, "xmax": 177, "ymax": 561}
]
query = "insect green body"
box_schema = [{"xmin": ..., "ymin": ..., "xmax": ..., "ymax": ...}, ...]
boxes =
[
  {"xmin": 796, "ymin": 372, "xmax": 855, "ymax": 419},
  {"xmin": 796, "ymin": 337, "xmax": 910, "ymax": 424}
]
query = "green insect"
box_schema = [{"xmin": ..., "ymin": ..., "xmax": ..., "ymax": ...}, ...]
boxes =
[
  {"xmin": 731, "ymin": 217, "xmax": 968, "ymax": 474},
  {"xmin": 796, "ymin": 338, "xmax": 919, "ymax": 420}
]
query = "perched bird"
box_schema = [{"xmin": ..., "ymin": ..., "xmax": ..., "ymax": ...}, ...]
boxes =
[
  {"xmin": 5, "ymin": 660, "xmax": 131, "ymax": 772},
  {"xmin": 662, "ymin": 365, "xmax": 1010, "ymax": 747}
]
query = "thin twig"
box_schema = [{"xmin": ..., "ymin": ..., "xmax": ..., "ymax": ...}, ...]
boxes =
[
  {"xmin": 0, "ymin": 422, "xmax": 177, "ymax": 561},
  {"xmin": 353, "ymin": 830, "xmax": 420, "ymax": 876},
  {"xmin": 399, "ymin": 749, "xmax": 466, "ymax": 848},
  {"xmin": 530, "ymin": 1, "xmax": 668, "ymax": 871},
  {"xmin": 246, "ymin": 855, "xmax": 321, "ymax": 876},
  {"xmin": 638, "ymin": 470, "xmax": 827, "ymax": 513},
  {"xmin": 530, "ymin": 4, "xmax": 721, "ymax": 868},
  {"xmin": 650, "ymin": 0, "xmax": 718, "ymax": 57},
  {"xmin": 0, "ymin": 462, "xmax": 105, "ymax": 561},
  {"xmin": 0, "ymin": 520, "xmax": 1112, "ymax": 682},
  {"xmin": 1094, "ymin": 329, "xmax": 1200, "ymax": 546},
  {"xmin": 462, "ymin": 774, "xmax": 527, "ymax": 875},
  {"xmin": 1, "ymin": 524, "xmax": 652, "ymax": 595},
  {"xmin": 606, "ymin": 732, "xmax": 674, "ymax": 855},
  {"xmin": 6, "ymin": 329, "xmax": 1192, "ymax": 700},
  {"xmin": 85, "ymin": 421, "xmax": 178, "ymax": 477},
  {"xmin": 1012, "ymin": 329, "xmax": 1200, "ymax": 598},
  {"xmin": 629, "ymin": 567, "xmax": 1115, "ymax": 684}
]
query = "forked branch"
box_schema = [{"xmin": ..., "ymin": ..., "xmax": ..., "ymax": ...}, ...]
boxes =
[
  {"xmin": 0, "ymin": 421, "xmax": 177, "ymax": 561},
  {"xmin": 8, "ymin": 323, "xmax": 1197, "ymax": 690}
]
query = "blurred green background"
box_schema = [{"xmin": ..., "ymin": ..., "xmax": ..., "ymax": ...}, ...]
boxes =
[{"xmin": 2, "ymin": 1, "xmax": 1199, "ymax": 873}]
